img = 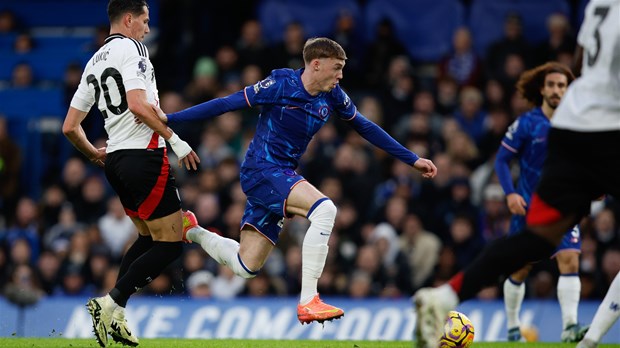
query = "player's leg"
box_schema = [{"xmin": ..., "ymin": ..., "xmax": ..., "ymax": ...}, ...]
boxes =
[
  {"xmin": 118, "ymin": 218, "xmax": 152, "ymax": 279},
  {"xmin": 286, "ymin": 180, "xmax": 343, "ymax": 324},
  {"xmin": 504, "ymin": 265, "xmax": 532, "ymax": 341},
  {"xmin": 184, "ymin": 211, "xmax": 274, "ymax": 279},
  {"xmin": 577, "ymin": 271, "xmax": 620, "ymax": 348},
  {"xmin": 555, "ymin": 229, "xmax": 589, "ymax": 342}
]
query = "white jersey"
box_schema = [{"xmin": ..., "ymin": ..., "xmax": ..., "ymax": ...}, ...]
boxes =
[
  {"xmin": 70, "ymin": 33, "xmax": 164, "ymax": 152},
  {"xmin": 552, "ymin": 0, "xmax": 620, "ymax": 131}
]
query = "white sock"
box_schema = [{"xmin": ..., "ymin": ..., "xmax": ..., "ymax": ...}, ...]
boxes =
[
  {"xmin": 300, "ymin": 199, "xmax": 336, "ymax": 305},
  {"xmin": 558, "ymin": 274, "xmax": 581, "ymax": 329},
  {"xmin": 583, "ymin": 271, "xmax": 620, "ymax": 343},
  {"xmin": 436, "ymin": 283, "xmax": 459, "ymax": 308},
  {"xmin": 504, "ymin": 277, "xmax": 525, "ymax": 329},
  {"xmin": 187, "ymin": 226, "xmax": 257, "ymax": 279},
  {"xmin": 103, "ymin": 294, "xmax": 119, "ymax": 311}
]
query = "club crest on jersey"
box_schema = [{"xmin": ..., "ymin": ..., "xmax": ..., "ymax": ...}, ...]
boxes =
[
  {"xmin": 253, "ymin": 77, "xmax": 275, "ymax": 93},
  {"xmin": 318, "ymin": 105, "xmax": 330, "ymax": 119}
]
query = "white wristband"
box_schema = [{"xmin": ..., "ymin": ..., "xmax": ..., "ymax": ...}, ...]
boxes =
[{"xmin": 168, "ymin": 132, "xmax": 180, "ymax": 145}]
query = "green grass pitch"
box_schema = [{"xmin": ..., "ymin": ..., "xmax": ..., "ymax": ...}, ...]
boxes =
[{"xmin": 0, "ymin": 339, "xmax": 619, "ymax": 348}]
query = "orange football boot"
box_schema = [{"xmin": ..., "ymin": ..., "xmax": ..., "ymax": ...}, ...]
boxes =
[
  {"xmin": 181, "ymin": 210, "xmax": 198, "ymax": 243},
  {"xmin": 297, "ymin": 294, "xmax": 344, "ymax": 324}
]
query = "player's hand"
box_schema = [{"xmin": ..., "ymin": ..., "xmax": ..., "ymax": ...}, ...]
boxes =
[
  {"xmin": 150, "ymin": 103, "xmax": 168, "ymax": 123},
  {"xmin": 89, "ymin": 147, "xmax": 106, "ymax": 167},
  {"xmin": 178, "ymin": 150, "xmax": 200, "ymax": 171},
  {"xmin": 506, "ymin": 193, "xmax": 527, "ymax": 215},
  {"xmin": 413, "ymin": 158, "xmax": 437, "ymax": 179}
]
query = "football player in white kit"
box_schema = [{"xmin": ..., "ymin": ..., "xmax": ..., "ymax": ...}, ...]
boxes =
[
  {"xmin": 62, "ymin": 1, "xmax": 199, "ymax": 347},
  {"xmin": 413, "ymin": 0, "xmax": 620, "ymax": 347}
]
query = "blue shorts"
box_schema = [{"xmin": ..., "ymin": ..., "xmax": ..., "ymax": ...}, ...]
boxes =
[
  {"xmin": 239, "ymin": 165, "xmax": 305, "ymax": 244},
  {"xmin": 509, "ymin": 215, "xmax": 581, "ymax": 256}
]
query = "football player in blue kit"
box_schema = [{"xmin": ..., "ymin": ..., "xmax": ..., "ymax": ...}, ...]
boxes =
[
  {"xmin": 494, "ymin": 62, "xmax": 588, "ymax": 342},
  {"xmin": 153, "ymin": 37, "xmax": 437, "ymax": 324}
]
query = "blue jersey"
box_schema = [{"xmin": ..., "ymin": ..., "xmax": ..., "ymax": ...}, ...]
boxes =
[
  {"xmin": 242, "ymin": 68, "xmax": 356, "ymax": 170},
  {"xmin": 498, "ymin": 107, "xmax": 550, "ymax": 204}
]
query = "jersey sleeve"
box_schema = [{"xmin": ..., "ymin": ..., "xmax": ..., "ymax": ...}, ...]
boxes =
[
  {"xmin": 119, "ymin": 40, "xmax": 149, "ymax": 92},
  {"xmin": 243, "ymin": 73, "xmax": 282, "ymax": 107},
  {"xmin": 330, "ymin": 85, "xmax": 357, "ymax": 120},
  {"xmin": 69, "ymin": 70, "xmax": 96, "ymax": 112},
  {"xmin": 500, "ymin": 117, "xmax": 529, "ymax": 154}
]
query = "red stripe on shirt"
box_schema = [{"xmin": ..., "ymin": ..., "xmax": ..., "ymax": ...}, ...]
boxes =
[
  {"xmin": 147, "ymin": 132, "xmax": 159, "ymax": 149},
  {"xmin": 138, "ymin": 148, "xmax": 169, "ymax": 219}
]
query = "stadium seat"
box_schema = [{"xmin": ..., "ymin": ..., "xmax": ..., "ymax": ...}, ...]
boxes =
[
  {"xmin": 469, "ymin": 0, "xmax": 570, "ymax": 56},
  {"xmin": 0, "ymin": 0, "xmax": 158, "ymax": 27},
  {"xmin": 0, "ymin": 87, "xmax": 65, "ymax": 119},
  {"xmin": 258, "ymin": 0, "xmax": 362, "ymax": 44},
  {"xmin": 364, "ymin": 0, "xmax": 465, "ymax": 62},
  {"xmin": 0, "ymin": 50, "xmax": 91, "ymax": 82}
]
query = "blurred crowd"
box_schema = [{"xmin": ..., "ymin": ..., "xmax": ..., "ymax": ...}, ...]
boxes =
[{"xmin": 0, "ymin": 1, "xmax": 619, "ymax": 305}]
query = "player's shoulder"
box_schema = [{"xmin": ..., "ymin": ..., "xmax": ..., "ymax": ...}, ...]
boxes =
[
  {"xmin": 106, "ymin": 34, "xmax": 148, "ymax": 58},
  {"xmin": 519, "ymin": 108, "xmax": 545, "ymax": 123}
]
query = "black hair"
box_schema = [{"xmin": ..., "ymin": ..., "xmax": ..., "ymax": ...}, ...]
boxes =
[{"xmin": 107, "ymin": 0, "xmax": 148, "ymax": 23}]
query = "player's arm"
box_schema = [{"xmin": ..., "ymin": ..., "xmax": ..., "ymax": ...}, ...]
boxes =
[
  {"xmin": 62, "ymin": 107, "xmax": 106, "ymax": 167},
  {"xmin": 127, "ymin": 89, "xmax": 199, "ymax": 170},
  {"xmin": 345, "ymin": 112, "xmax": 437, "ymax": 178},
  {"xmin": 160, "ymin": 90, "xmax": 249, "ymax": 124},
  {"xmin": 495, "ymin": 125, "xmax": 527, "ymax": 215}
]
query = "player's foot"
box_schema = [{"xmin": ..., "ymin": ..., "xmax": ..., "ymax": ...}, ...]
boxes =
[
  {"xmin": 86, "ymin": 296, "xmax": 116, "ymax": 347},
  {"xmin": 182, "ymin": 210, "xmax": 198, "ymax": 243},
  {"xmin": 577, "ymin": 338, "xmax": 598, "ymax": 348},
  {"xmin": 507, "ymin": 327, "xmax": 522, "ymax": 341},
  {"xmin": 561, "ymin": 323, "xmax": 590, "ymax": 342},
  {"xmin": 297, "ymin": 294, "xmax": 344, "ymax": 324},
  {"xmin": 110, "ymin": 307, "xmax": 139, "ymax": 347},
  {"xmin": 413, "ymin": 287, "xmax": 454, "ymax": 348}
]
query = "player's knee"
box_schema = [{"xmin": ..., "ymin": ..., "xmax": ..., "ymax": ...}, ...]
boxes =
[
  {"xmin": 307, "ymin": 198, "xmax": 337, "ymax": 228},
  {"xmin": 233, "ymin": 253, "xmax": 259, "ymax": 279}
]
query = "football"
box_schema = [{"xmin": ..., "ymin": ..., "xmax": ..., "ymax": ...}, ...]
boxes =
[{"xmin": 439, "ymin": 311, "xmax": 475, "ymax": 348}]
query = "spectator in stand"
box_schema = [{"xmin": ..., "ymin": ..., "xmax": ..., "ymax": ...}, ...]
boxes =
[
  {"xmin": 5, "ymin": 198, "xmax": 40, "ymax": 263},
  {"xmin": 399, "ymin": 214, "xmax": 442, "ymax": 290},
  {"xmin": 453, "ymin": 86, "xmax": 487, "ymax": 145},
  {"xmin": 269, "ymin": 21, "xmax": 305, "ymax": 71},
  {"xmin": 592, "ymin": 208, "xmax": 619, "ymax": 262},
  {"xmin": 435, "ymin": 77, "xmax": 459, "ymax": 116},
  {"xmin": 98, "ymin": 197, "xmax": 137, "ymax": 261},
  {"xmin": 13, "ymin": 32, "xmax": 34, "ymax": 53},
  {"xmin": 43, "ymin": 202, "xmax": 85, "ymax": 251},
  {"xmin": 534, "ymin": 13, "xmax": 575, "ymax": 66},
  {"xmin": 211, "ymin": 263, "xmax": 246, "ymax": 299},
  {"xmin": 4, "ymin": 264, "xmax": 45, "ymax": 303},
  {"xmin": 369, "ymin": 223, "xmax": 413, "ymax": 296},
  {"xmin": 439, "ymin": 27, "xmax": 482, "ymax": 88},
  {"xmin": 485, "ymin": 12, "xmax": 531, "ymax": 81},
  {"xmin": 60, "ymin": 157, "xmax": 86, "ymax": 205},
  {"xmin": 0, "ymin": 10, "xmax": 18, "ymax": 34},
  {"xmin": 0, "ymin": 116, "xmax": 21, "ymax": 227},
  {"xmin": 186, "ymin": 270, "xmax": 214, "ymax": 298},
  {"xmin": 236, "ymin": 20, "xmax": 268, "ymax": 75},
  {"xmin": 364, "ymin": 18, "xmax": 407, "ymax": 89},
  {"xmin": 74, "ymin": 175, "xmax": 108, "ymax": 224},
  {"xmin": 11, "ymin": 62, "xmax": 34, "ymax": 88},
  {"xmin": 332, "ymin": 10, "xmax": 365, "ymax": 89},
  {"xmin": 36, "ymin": 250, "xmax": 60, "ymax": 295}
]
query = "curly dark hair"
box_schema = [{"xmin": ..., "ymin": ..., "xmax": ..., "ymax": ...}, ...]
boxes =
[
  {"xmin": 107, "ymin": 0, "xmax": 148, "ymax": 23},
  {"xmin": 516, "ymin": 62, "xmax": 575, "ymax": 106}
]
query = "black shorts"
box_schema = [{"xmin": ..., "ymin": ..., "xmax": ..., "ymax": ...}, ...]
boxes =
[
  {"xmin": 527, "ymin": 128, "xmax": 620, "ymax": 226},
  {"xmin": 104, "ymin": 148, "xmax": 181, "ymax": 220}
]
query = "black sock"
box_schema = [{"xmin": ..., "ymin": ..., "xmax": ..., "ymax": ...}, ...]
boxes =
[
  {"xmin": 111, "ymin": 241, "xmax": 183, "ymax": 307},
  {"xmin": 458, "ymin": 229, "xmax": 555, "ymax": 301},
  {"xmin": 118, "ymin": 235, "xmax": 153, "ymax": 279}
]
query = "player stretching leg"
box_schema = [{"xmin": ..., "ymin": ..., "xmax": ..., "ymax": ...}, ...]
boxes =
[
  {"xmin": 414, "ymin": 0, "xmax": 620, "ymax": 346},
  {"xmin": 494, "ymin": 62, "xmax": 587, "ymax": 342},
  {"xmin": 155, "ymin": 37, "xmax": 437, "ymax": 324}
]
